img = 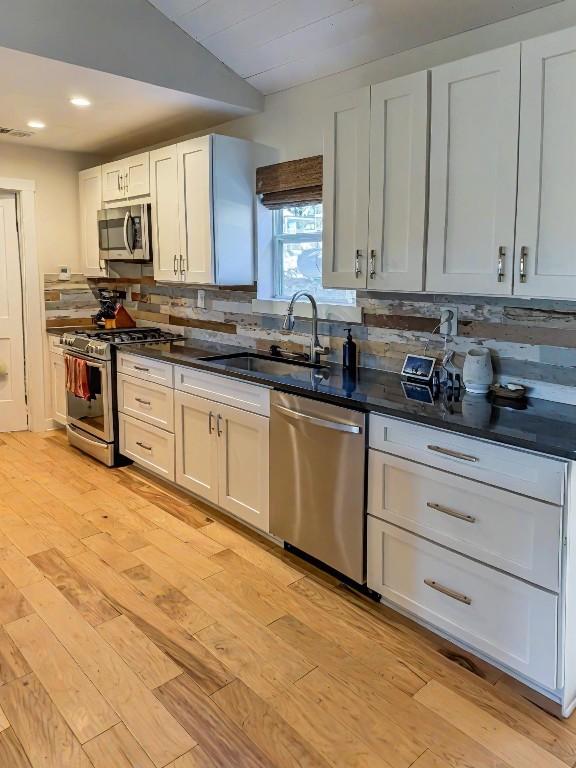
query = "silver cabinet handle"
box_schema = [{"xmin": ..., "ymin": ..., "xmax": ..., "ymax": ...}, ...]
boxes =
[
  {"xmin": 173, "ymin": 255, "xmax": 178, "ymax": 274},
  {"xmin": 123, "ymin": 172, "xmax": 128, "ymax": 194},
  {"xmin": 520, "ymin": 246, "xmax": 528, "ymax": 283},
  {"xmin": 427, "ymin": 444, "xmax": 478, "ymax": 463},
  {"xmin": 179, "ymin": 254, "xmax": 185, "ymax": 276},
  {"xmin": 216, "ymin": 414, "xmax": 223, "ymax": 437},
  {"xmin": 136, "ymin": 441, "xmax": 152, "ymax": 451},
  {"xmin": 424, "ymin": 579, "xmax": 471, "ymax": 605},
  {"xmin": 275, "ymin": 404, "xmax": 362, "ymax": 434},
  {"xmin": 133, "ymin": 365, "xmax": 150, "ymax": 372},
  {"xmin": 117, "ymin": 174, "xmax": 121, "ymax": 192},
  {"xmin": 134, "ymin": 397, "xmax": 151, "ymax": 407},
  {"xmin": 208, "ymin": 411, "xmax": 215, "ymax": 434},
  {"xmin": 427, "ymin": 502, "xmax": 476, "ymax": 524},
  {"xmin": 497, "ymin": 246, "xmax": 506, "ymax": 282},
  {"xmin": 369, "ymin": 249, "xmax": 376, "ymax": 279},
  {"xmin": 355, "ymin": 249, "xmax": 362, "ymax": 278}
]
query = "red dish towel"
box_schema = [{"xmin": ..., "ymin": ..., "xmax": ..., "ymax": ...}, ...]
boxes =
[{"xmin": 65, "ymin": 356, "xmax": 91, "ymax": 400}]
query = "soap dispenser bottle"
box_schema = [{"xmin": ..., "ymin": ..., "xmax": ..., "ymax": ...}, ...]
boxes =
[{"xmin": 342, "ymin": 327, "xmax": 357, "ymax": 373}]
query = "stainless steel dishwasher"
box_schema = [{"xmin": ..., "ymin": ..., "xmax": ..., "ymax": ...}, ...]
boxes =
[{"xmin": 270, "ymin": 391, "xmax": 366, "ymax": 583}]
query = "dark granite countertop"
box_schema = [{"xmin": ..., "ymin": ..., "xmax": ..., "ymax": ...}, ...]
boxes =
[
  {"xmin": 119, "ymin": 340, "xmax": 576, "ymax": 461},
  {"xmin": 46, "ymin": 326, "xmax": 100, "ymax": 335}
]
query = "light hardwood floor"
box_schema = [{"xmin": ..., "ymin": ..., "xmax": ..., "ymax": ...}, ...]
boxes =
[{"xmin": 0, "ymin": 429, "xmax": 574, "ymax": 768}]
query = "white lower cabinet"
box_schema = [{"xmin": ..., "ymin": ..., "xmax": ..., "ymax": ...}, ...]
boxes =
[
  {"xmin": 119, "ymin": 413, "xmax": 175, "ymax": 481},
  {"xmin": 175, "ymin": 390, "xmax": 269, "ymax": 532},
  {"xmin": 174, "ymin": 391, "xmax": 219, "ymax": 505},
  {"xmin": 49, "ymin": 351, "xmax": 67, "ymax": 427},
  {"xmin": 367, "ymin": 518, "xmax": 558, "ymax": 689}
]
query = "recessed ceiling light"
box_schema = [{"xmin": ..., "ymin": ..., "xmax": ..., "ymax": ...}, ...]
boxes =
[
  {"xmin": 27, "ymin": 120, "xmax": 46, "ymax": 129},
  {"xmin": 70, "ymin": 97, "xmax": 91, "ymax": 108}
]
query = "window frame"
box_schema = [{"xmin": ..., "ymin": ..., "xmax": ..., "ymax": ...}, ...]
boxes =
[
  {"xmin": 271, "ymin": 207, "xmax": 324, "ymax": 300},
  {"xmin": 252, "ymin": 200, "xmax": 362, "ymax": 323}
]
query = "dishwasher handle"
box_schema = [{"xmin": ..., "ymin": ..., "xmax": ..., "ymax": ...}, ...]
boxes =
[{"xmin": 274, "ymin": 404, "xmax": 362, "ymax": 434}]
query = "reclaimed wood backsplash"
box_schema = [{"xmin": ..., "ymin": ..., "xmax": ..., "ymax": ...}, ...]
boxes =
[{"xmin": 44, "ymin": 269, "xmax": 576, "ymax": 400}]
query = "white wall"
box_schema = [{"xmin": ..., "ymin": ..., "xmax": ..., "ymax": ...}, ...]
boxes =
[
  {"xmin": 0, "ymin": 144, "xmax": 101, "ymax": 273},
  {"xmin": 200, "ymin": 0, "xmax": 576, "ymax": 161}
]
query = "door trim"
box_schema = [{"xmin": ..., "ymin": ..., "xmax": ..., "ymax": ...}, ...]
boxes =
[{"xmin": 0, "ymin": 177, "xmax": 45, "ymax": 431}]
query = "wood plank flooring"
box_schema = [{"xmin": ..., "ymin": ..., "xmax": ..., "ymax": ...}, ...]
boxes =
[{"xmin": 0, "ymin": 429, "xmax": 574, "ymax": 768}]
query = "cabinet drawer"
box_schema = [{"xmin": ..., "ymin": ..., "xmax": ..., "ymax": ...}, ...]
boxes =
[
  {"xmin": 369, "ymin": 414, "xmax": 566, "ymax": 505},
  {"xmin": 119, "ymin": 413, "xmax": 174, "ymax": 481},
  {"xmin": 47, "ymin": 334, "xmax": 65, "ymax": 356},
  {"xmin": 117, "ymin": 374, "xmax": 174, "ymax": 432},
  {"xmin": 116, "ymin": 352, "xmax": 173, "ymax": 387},
  {"xmin": 368, "ymin": 451, "xmax": 561, "ymax": 591},
  {"xmin": 367, "ymin": 518, "xmax": 558, "ymax": 689},
  {"xmin": 175, "ymin": 366, "xmax": 270, "ymax": 416}
]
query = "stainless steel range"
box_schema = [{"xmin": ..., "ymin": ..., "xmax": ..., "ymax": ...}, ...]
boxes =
[{"xmin": 62, "ymin": 327, "xmax": 182, "ymax": 466}]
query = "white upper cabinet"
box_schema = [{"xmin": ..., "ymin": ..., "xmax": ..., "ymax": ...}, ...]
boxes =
[
  {"xmin": 426, "ymin": 46, "xmax": 520, "ymax": 295},
  {"xmin": 515, "ymin": 28, "xmax": 576, "ymax": 299},
  {"xmin": 78, "ymin": 166, "xmax": 105, "ymax": 277},
  {"xmin": 150, "ymin": 134, "xmax": 255, "ymax": 286},
  {"xmin": 102, "ymin": 152, "xmax": 150, "ymax": 202},
  {"xmin": 368, "ymin": 72, "xmax": 428, "ymax": 291},
  {"xmin": 150, "ymin": 144, "xmax": 181, "ymax": 282},
  {"xmin": 322, "ymin": 88, "xmax": 370, "ymax": 289},
  {"xmin": 178, "ymin": 136, "xmax": 214, "ymax": 284}
]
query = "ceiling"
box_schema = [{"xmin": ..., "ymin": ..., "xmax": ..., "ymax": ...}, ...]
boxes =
[
  {"xmin": 148, "ymin": 0, "xmax": 563, "ymax": 93},
  {"xmin": 0, "ymin": 46, "xmax": 250, "ymax": 155}
]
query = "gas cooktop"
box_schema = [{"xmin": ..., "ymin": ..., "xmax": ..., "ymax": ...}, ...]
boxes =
[{"xmin": 61, "ymin": 327, "xmax": 184, "ymax": 360}]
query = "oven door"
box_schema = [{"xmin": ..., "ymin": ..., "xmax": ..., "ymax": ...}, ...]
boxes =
[
  {"xmin": 65, "ymin": 352, "xmax": 113, "ymax": 442},
  {"xmin": 98, "ymin": 203, "xmax": 151, "ymax": 262}
]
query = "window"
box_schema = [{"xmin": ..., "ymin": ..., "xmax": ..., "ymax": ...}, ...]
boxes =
[{"xmin": 272, "ymin": 204, "xmax": 355, "ymax": 305}]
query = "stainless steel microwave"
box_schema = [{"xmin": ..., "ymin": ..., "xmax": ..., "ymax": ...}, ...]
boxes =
[{"xmin": 97, "ymin": 201, "xmax": 152, "ymax": 262}]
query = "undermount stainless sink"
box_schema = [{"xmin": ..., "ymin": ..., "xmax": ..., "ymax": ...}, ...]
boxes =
[{"xmin": 198, "ymin": 352, "xmax": 328, "ymax": 377}]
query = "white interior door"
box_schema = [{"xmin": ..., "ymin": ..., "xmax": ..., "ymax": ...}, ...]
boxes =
[
  {"xmin": 150, "ymin": 145, "xmax": 181, "ymax": 282},
  {"xmin": 322, "ymin": 88, "xmax": 370, "ymax": 289},
  {"xmin": 0, "ymin": 196, "xmax": 27, "ymax": 432},
  {"xmin": 427, "ymin": 45, "xmax": 520, "ymax": 294},
  {"xmin": 515, "ymin": 28, "xmax": 576, "ymax": 298},
  {"xmin": 368, "ymin": 72, "xmax": 428, "ymax": 291},
  {"xmin": 178, "ymin": 137, "xmax": 215, "ymax": 284}
]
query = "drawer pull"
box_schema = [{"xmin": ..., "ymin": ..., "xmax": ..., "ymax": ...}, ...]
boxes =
[
  {"xmin": 427, "ymin": 502, "xmax": 476, "ymax": 524},
  {"xmin": 136, "ymin": 441, "xmax": 152, "ymax": 452},
  {"xmin": 424, "ymin": 579, "xmax": 472, "ymax": 605},
  {"xmin": 134, "ymin": 365, "xmax": 150, "ymax": 372},
  {"xmin": 134, "ymin": 397, "xmax": 151, "ymax": 407},
  {"xmin": 427, "ymin": 444, "xmax": 479, "ymax": 463}
]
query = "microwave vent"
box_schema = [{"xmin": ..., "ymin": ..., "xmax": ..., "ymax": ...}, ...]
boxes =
[{"xmin": 0, "ymin": 127, "xmax": 33, "ymax": 138}]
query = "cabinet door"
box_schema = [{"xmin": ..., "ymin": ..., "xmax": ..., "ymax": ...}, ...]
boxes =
[
  {"xmin": 178, "ymin": 136, "xmax": 214, "ymax": 284},
  {"xmin": 125, "ymin": 152, "xmax": 150, "ymax": 198},
  {"xmin": 322, "ymin": 88, "xmax": 370, "ymax": 289},
  {"xmin": 78, "ymin": 166, "xmax": 105, "ymax": 276},
  {"xmin": 101, "ymin": 160, "xmax": 126, "ymax": 202},
  {"xmin": 174, "ymin": 391, "xmax": 218, "ymax": 504},
  {"xmin": 150, "ymin": 145, "xmax": 181, "ymax": 282},
  {"xmin": 50, "ymin": 352, "xmax": 67, "ymax": 426},
  {"xmin": 427, "ymin": 46, "xmax": 520, "ymax": 294},
  {"xmin": 217, "ymin": 403, "xmax": 269, "ymax": 532},
  {"xmin": 368, "ymin": 72, "xmax": 428, "ymax": 291},
  {"xmin": 515, "ymin": 28, "xmax": 576, "ymax": 298}
]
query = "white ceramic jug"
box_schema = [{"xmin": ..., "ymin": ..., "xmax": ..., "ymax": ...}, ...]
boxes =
[{"xmin": 463, "ymin": 347, "xmax": 493, "ymax": 394}]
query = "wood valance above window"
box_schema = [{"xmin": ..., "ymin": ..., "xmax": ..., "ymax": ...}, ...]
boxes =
[{"xmin": 256, "ymin": 155, "xmax": 322, "ymax": 209}]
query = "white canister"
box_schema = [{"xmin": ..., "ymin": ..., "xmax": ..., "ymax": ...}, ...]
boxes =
[{"xmin": 463, "ymin": 347, "xmax": 493, "ymax": 394}]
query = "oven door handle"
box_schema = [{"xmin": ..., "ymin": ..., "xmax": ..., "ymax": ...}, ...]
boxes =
[
  {"xmin": 64, "ymin": 351, "xmax": 106, "ymax": 369},
  {"xmin": 123, "ymin": 212, "xmax": 134, "ymax": 255}
]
